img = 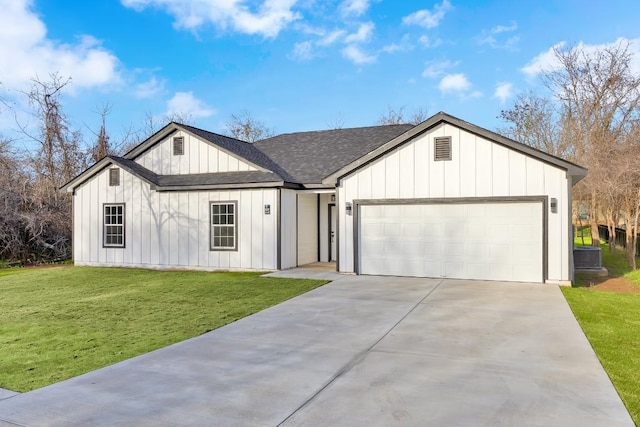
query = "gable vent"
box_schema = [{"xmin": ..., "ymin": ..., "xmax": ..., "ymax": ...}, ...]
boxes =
[
  {"xmin": 173, "ymin": 136, "xmax": 184, "ymax": 156},
  {"xmin": 109, "ymin": 168, "xmax": 120, "ymax": 186},
  {"xmin": 434, "ymin": 136, "xmax": 452, "ymax": 161}
]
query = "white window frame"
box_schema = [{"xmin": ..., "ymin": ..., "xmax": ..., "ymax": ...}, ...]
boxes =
[
  {"xmin": 103, "ymin": 203, "xmax": 125, "ymax": 248},
  {"xmin": 210, "ymin": 201, "xmax": 237, "ymax": 251}
]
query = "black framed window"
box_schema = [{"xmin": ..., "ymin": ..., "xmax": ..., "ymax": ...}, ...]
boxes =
[
  {"xmin": 104, "ymin": 204, "xmax": 125, "ymax": 247},
  {"xmin": 210, "ymin": 202, "xmax": 237, "ymax": 251}
]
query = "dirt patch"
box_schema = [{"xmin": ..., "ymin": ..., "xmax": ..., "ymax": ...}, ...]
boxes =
[{"xmin": 579, "ymin": 275, "xmax": 640, "ymax": 294}]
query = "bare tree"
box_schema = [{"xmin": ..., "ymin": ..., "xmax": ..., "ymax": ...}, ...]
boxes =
[
  {"xmin": 327, "ymin": 112, "xmax": 346, "ymax": 129},
  {"xmin": 14, "ymin": 73, "xmax": 88, "ymax": 261},
  {"xmin": 86, "ymin": 103, "xmax": 113, "ymax": 162},
  {"xmin": 546, "ymin": 40, "xmax": 640, "ymax": 245},
  {"xmin": 376, "ymin": 106, "xmax": 428, "ymax": 125},
  {"xmin": 499, "ymin": 92, "xmax": 571, "ymax": 158},
  {"xmin": 225, "ymin": 110, "xmax": 275, "ymax": 143},
  {"xmin": 499, "ymin": 40, "xmax": 640, "ymax": 259}
]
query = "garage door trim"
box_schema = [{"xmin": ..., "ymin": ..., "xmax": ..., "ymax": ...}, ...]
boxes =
[{"xmin": 353, "ymin": 196, "xmax": 548, "ymax": 281}]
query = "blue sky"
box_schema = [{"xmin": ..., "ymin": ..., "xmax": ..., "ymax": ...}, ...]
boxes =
[{"xmin": 1, "ymin": 0, "xmax": 639, "ymax": 147}]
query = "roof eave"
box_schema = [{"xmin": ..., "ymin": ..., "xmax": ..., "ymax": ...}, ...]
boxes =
[{"xmin": 153, "ymin": 181, "xmax": 303, "ymax": 192}]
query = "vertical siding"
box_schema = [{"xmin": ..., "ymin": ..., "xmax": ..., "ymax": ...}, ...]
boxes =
[
  {"xmin": 318, "ymin": 194, "xmax": 332, "ymax": 263},
  {"xmin": 135, "ymin": 130, "xmax": 258, "ymax": 175},
  {"xmin": 74, "ymin": 165, "xmax": 278, "ymax": 271},
  {"xmin": 297, "ymin": 193, "xmax": 318, "ymax": 265},
  {"xmin": 338, "ymin": 124, "xmax": 571, "ymax": 281},
  {"xmin": 280, "ymin": 189, "xmax": 297, "ymax": 269}
]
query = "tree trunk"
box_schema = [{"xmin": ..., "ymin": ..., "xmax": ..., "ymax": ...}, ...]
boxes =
[{"xmin": 589, "ymin": 192, "xmax": 600, "ymax": 246}]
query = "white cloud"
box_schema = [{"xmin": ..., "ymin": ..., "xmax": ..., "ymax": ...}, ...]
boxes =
[
  {"xmin": 317, "ymin": 29, "xmax": 346, "ymax": 46},
  {"xmin": 491, "ymin": 22, "xmax": 517, "ymax": 34},
  {"xmin": 522, "ymin": 38, "xmax": 640, "ymax": 77},
  {"xmin": 342, "ymin": 45, "xmax": 376, "ymax": 64},
  {"xmin": 340, "ymin": 0, "xmax": 369, "ymax": 16},
  {"xmin": 418, "ymin": 35, "xmax": 442, "ymax": 48},
  {"xmin": 477, "ymin": 21, "xmax": 519, "ymax": 49},
  {"xmin": 345, "ymin": 22, "xmax": 375, "ymax": 44},
  {"xmin": 134, "ymin": 76, "xmax": 165, "ymax": 99},
  {"xmin": 0, "ymin": 0, "xmax": 120, "ymax": 90},
  {"xmin": 291, "ymin": 41, "xmax": 314, "ymax": 60},
  {"xmin": 438, "ymin": 73, "xmax": 471, "ymax": 92},
  {"xmin": 494, "ymin": 82, "xmax": 513, "ymax": 104},
  {"xmin": 422, "ymin": 59, "xmax": 458, "ymax": 78},
  {"xmin": 165, "ymin": 91, "xmax": 216, "ymax": 119},
  {"xmin": 121, "ymin": 0, "xmax": 300, "ymax": 38},
  {"xmin": 382, "ymin": 34, "xmax": 413, "ymax": 53},
  {"xmin": 521, "ymin": 41, "xmax": 566, "ymax": 77},
  {"xmin": 402, "ymin": 0, "xmax": 452, "ymax": 29}
]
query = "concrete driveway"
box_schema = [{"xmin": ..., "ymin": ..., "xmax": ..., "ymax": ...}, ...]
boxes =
[{"xmin": 0, "ymin": 276, "xmax": 633, "ymax": 426}]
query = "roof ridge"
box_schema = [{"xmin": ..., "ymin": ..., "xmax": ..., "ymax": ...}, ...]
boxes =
[{"xmin": 257, "ymin": 123, "xmax": 415, "ymax": 141}]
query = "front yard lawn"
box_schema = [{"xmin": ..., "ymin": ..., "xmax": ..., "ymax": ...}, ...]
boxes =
[
  {"xmin": 0, "ymin": 267, "xmax": 327, "ymax": 392},
  {"xmin": 562, "ymin": 288, "xmax": 640, "ymax": 424}
]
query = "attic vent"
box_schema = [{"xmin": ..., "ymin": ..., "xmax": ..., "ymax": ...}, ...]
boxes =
[
  {"xmin": 434, "ymin": 136, "xmax": 452, "ymax": 161},
  {"xmin": 173, "ymin": 136, "xmax": 184, "ymax": 156},
  {"xmin": 109, "ymin": 168, "xmax": 120, "ymax": 186}
]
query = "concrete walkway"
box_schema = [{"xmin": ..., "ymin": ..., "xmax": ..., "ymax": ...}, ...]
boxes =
[{"xmin": 0, "ymin": 276, "xmax": 633, "ymax": 426}]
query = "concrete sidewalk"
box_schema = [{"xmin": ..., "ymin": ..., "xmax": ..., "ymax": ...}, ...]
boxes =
[{"xmin": 0, "ymin": 277, "xmax": 633, "ymax": 426}]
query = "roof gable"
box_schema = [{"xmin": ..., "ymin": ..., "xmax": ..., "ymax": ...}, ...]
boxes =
[{"xmin": 322, "ymin": 112, "xmax": 587, "ymax": 185}]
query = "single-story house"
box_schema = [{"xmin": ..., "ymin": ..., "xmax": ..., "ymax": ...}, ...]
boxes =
[{"xmin": 62, "ymin": 112, "xmax": 587, "ymax": 284}]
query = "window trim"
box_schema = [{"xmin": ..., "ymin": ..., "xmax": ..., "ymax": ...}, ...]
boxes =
[
  {"xmin": 209, "ymin": 201, "xmax": 238, "ymax": 251},
  {"xmin": 434, "ymin": 136, "xmax": 452, "ymax": 161},
  {"xmin": 173, "ymin": 136, "xmax": 185, "ymax": 156},
  {"xmin": 108, "ymin": 168, "xmax": 120, "ymax": 186},
  {"xmin": 103, "ymin": 203, "xmax": 126, "ymax": 248}
]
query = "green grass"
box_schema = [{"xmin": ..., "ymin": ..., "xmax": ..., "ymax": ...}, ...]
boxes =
[
  {"xmin": 562, "ymin": 288, "xmax": 640, "ymax": 424},
  {"xmin": 574, "ymin": 226, "xmax": 593, "ymax": 247},
  {"xmin": 0, "ymin": 267, "xmax": 327, "ymax": 392},
  {"xmin": 567, "ymin": 233, "xmax": 640, "ymax": 423}
]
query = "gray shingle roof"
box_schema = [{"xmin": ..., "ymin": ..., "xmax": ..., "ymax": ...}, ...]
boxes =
[
  {"xmin": 157, "ymin": 170, "xmax": 284, "ymax": 187},
  {"xmin": 253, "ymin": 124, "xmax": 415, "ymax": 184},
  {"xmin": 179, "ymin": 124, "xmax": 295, "ymax": 182},
  {"xmin": 108, "ymin": 156, "xmax": 284, "ymax": 190}
]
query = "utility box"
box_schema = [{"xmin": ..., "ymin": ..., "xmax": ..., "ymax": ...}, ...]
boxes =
[{"xmin": 574, "ymin": 247, "xmax": 602, "ymax": 269}]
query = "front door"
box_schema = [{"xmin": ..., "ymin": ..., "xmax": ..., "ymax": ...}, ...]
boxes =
[{"xmin": 329, "ymin": 204, "xmax": 337, "ymax": 262}]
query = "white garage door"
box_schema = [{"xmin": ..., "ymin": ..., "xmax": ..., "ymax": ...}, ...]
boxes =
[{"xmin": 359, "ymin": 202, "xmax": 544, "ymax": 283}]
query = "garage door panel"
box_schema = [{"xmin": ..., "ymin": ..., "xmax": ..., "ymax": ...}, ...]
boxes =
[{"xmin": 359, "ymin": 201, "xmax": 543, "ymax": 283}]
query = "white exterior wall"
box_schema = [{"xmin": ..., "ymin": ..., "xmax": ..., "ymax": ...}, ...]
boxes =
[
  {"xmin": 338, "ymin": 123, "xmax": 570, "ymax": 282},
  {"xmin": 297, "ymin": 193, "xmax": 318, "ymax": 265},
  {"xmin": 135, "ymin": 130, "xmax": 257, "ymax": 175},
  {"xmin": 318, "ymin": 193, "xmax": 333, "ymax": 262},
  {"xmin": 280, "ymin": 189, "xmax": 298, "ymax": 269},
  {"xmin": 73, "ymin": 165, "xmax": 278, "ymax": 271}
]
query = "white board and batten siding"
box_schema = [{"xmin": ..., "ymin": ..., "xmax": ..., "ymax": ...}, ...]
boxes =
[
  {"xmin": 338, "ymin": 122, "xmax": 570, "ymax": 283},
  {"xmin": 73, "ymin": 165, "xmax": 278, "ymax": 271},
  {"xmin": 135, "ymin": 130, "xmax": 258, "ymax": 175}
]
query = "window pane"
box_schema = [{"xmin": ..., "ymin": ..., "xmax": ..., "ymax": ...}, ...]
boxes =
[
  {"xmin": 212, "ymin": 205, "xmax": 219, "ymax": 215},
  {"xmin": 228, "ymin": 215, "xmax": 234, "ymax": 225},
  {"xmin": 220, "ymin": 204, "xmax": 227, "ymax": 214},
  {"xmin": 227, "ymin": 204, "xmax": 234, "ymax": 214}
]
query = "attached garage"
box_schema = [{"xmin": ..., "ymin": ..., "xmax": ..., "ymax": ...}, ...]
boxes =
[
  {"xmin": 326, "ymin": 112, "xmax": 587, "ymax": 285},
  {"xmin": 356, "ymin": 198, "xmax": 545, "ymax": 282}
]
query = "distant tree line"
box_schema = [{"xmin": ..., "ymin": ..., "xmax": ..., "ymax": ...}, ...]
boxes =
[{"xmin": 499, "ymin": 40, "xmax": 640, "ymax": 268}]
